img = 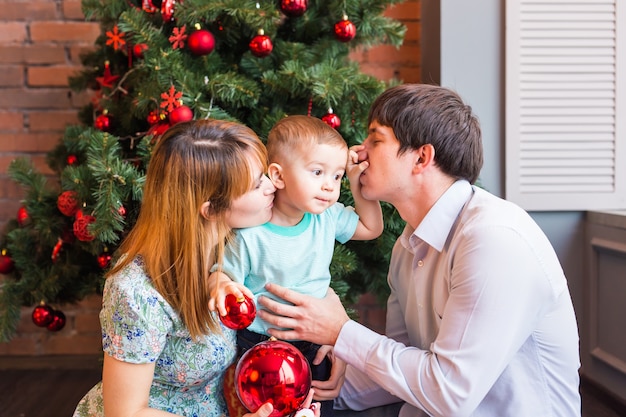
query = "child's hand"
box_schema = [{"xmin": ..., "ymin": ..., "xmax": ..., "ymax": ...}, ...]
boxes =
[
  {"xmin": 346, "ymin": 145, "xmax": 369, "ymax": 185},
  {"xmin": 208, "ymin": 271, "xmax": 254, "ymax": 316}
]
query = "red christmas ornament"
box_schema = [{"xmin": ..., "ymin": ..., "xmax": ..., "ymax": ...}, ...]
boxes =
[
  {"xmin": 220, "ymin": 293, "xmax": 256, "ymax": 330},
  {"xmin": 169, "ymin": 105, "xmax": 194, "ymax": 125},
  {"xmin": 187, "ymin": 28, "xmax": 215, "ymax": 56},
  {"xmin": 51, "ymin": 238, "xmax": 63, "ymax": 263},
  {"xmin": 47, "ymin": 310, "xmax": 66, "ymax": 332},
  {"xmin": 148, "ymin": 122, "xmax": 171, "ymax": 140},
  {"xmin": 32, "ymin": 302, "xmax": 54, "ymax": 327},
  {"xmin": 97, "ymin": 250, "xmax": 112, "ymax": 269},
  {"xmin": 236, "ymin": 338, "xmax": 311, "ymax": 417},
  {"xmin": 280, "ymin": 0, "xmax": 308, "ymax": 17},
  {"xmin": 249, "ymin": 29, "xmax": 273, "ymax": 58},
  {"xmin": 334, "ymin": 15, "xmax": 356, "ymax": 42},
  {"xmin": 147, "ymin": 110, "xmax": 165, "ymax": 125},
  {"xmin": 17, "ymin": 206, "xmax": 29, "ymax": 226},
  {"xmin": 73, "ymin": 215, "xmax": 96, "ymax": 242},
  {"xmin": 322, "ymin": 108, "xmax": 341, "ymax": 129},
  {"xmin": 57, "ymin": 190, "xmax": 79, "ymax": 217},
  {"xmin": 67, "ymin": 154, "xmax": 78, "ymax": 165},
  {"xmin": 0, "ymin": 248, "xmax": 14, "ymax": 274},
  {"xmin": 133, "ymin": 43, "xmax": 148, "ymax": 59},
  {"xmin": 95, "ymin": 113, "xmax": 111, "ymax": 132},
  {"xmin": 161, "ymin": 0, "xmax": 176, "ymax": 21},
  {"xmin": 118, "ymin": 204, "xmax": 127, "ymax": 217}
]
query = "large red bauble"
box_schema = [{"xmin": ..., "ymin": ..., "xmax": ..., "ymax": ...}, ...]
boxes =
[
  {"xmin": 188, "ymin": 29, "xmax": 215, "ymax": 56},
  {"xmin": 220, "ymin": 293, "xmax": 256, "ymax": 330},
  {"xmin": 169, "ymin": 105, "xmax": 194, "ymax": 125},
  {"xmin": 32, "ymin": 302, "xmax": 54, "ymax": 327},
  {"xmin": 334, "ymin": 17, "xmax": 356, "ymax": 42},
  {"xmin": 236, "ymin": 339, "xmax": 311, "ymax": 417},
  {"xmin": 0, "ymin": 250, "xmax": 14, "ymax": 274},
  {"xmin": 17, "ymin": 206, "xmax": 29, "ymax": 226},
  {"xmin": 249, "ymin": 31, "xmax": 273, "ymax": 58},
  {"xmin": 280, "ymin": 0, "xmax": 308, "ymax": 17},
  {"xmin": 57, "ymin": 190, "xmax": 79, "ymax": 217},
  {"xmin": 47, "ymin": 310, "xmax": 66, "ymax": 332}
]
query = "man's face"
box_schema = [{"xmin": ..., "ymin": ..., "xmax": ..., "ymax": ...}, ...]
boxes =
[{"xmin": 358, "ymin": 121, "xmax": 417, "ymax": 204}]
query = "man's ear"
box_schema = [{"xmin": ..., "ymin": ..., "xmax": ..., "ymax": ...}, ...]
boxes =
[
  {"xmin": 268, "ymin": 162, "xmax": 286, "ymax": 189},
  {"xmin": 200, "ymin": 201, "xmax": 212, "ymax": 220},
  {"xmin": 414, "ymin": 144, "xmax": 435, "ymax": 172}
]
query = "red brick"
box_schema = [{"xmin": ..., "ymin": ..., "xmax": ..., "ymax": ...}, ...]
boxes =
[
  {"xmin": 0, "ymin": 45, "xmax": 67, "ymax": 65},
  {"xmin": 29, "ymin": 110, "xmax": 79, "ymax": 131},
  {"xmin": 0, "ymin": 177, "xmax": 25, "ymax": 198},
  {"xmin": 63, "ymin": 0, "xmax": 87, "ymax": 20},
  {"xmin": 0, "ymin": 88, "xmax": 74, "ymax": 109},
  {"xmin": 30, "ymin": 21, "xmax": 100, "ymax": 43},
  {"xmin": 404, "ymin": 21, "xmax": 421, "ymax": 43},
  {"xmin": 0, "ymin": 112, "xmax": 24, "ymax": 131},
  {"xmin": 0, "ymin": 334, "xmax": 41, "ymax": 355},
  {"xmin": 28, "ymin": 65, "xmax": 79, "ymax": 87},
  {"xmin": 42, "ymin": 334, "xmax": 103, "ymax": 355},
  {"xmin": 0, "ymin": 133, "xmax": 60, "ymax": 152},
  {"xmin": 0, "ymin": 65, "xmax": 24, "ymax": 87},
  {"xmin": 0, "ymin": 23, "xmax": 28, "ymax": 43},
  {"xmin": 384, "ymin": 1, "xmax": 421, "ymax": 20},
  {"xmin": 1, "ymin": 2, "xmax": 58, "ymax": 20},
  {"xmin": 396, "ymin": 65, "xmax": 421, "ymax": 84}
]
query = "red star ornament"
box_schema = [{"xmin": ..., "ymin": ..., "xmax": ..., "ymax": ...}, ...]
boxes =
[{"xmin": 95, "ymin": 61, "xmax": 120, "ymax": 89}]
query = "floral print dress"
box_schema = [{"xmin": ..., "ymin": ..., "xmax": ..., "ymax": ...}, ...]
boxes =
[{"xmin": 73, "ymin": 257, "xmax": 237, "ymax": 417}]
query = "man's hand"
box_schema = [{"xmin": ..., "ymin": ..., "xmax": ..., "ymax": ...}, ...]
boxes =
[{"xmin": 257, "ymin": 283, "xmax": 350, "ymax": 346}]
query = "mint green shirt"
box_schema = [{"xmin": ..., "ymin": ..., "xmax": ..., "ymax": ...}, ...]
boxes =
[{"xmin": 221, "ymin": 202, "xmax": 359, "ymax": 336}]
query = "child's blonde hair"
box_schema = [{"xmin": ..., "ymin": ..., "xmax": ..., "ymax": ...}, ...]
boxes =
[{"xmin": 267, "ymin": 115, "xmax": 347, "ymax": 163}]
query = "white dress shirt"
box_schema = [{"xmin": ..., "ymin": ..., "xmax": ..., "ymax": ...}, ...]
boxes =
[{"xmin": 334, "ymin": 180, "xmax": 581, "ymax": 417}]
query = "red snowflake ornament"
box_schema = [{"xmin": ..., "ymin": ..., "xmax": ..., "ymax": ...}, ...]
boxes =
[
  {"xmin": 105, "ymin": 25, "xmax": 126, "ymax": 50},
  {"xmin": 169, "ymin": 26, "xmax": 188, "ymax": 50},
  {"xmin": 160, "ymin": 86, "xmax": 183, "ymax": 112}
]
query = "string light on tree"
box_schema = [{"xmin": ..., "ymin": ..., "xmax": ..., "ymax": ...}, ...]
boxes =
[{"xmin": 17, "ymin": 206, "xmax": 29, "ymax": 226}]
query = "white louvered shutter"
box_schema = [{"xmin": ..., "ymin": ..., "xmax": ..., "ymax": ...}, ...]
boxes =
[{"xmin": 505, "ymin": 0, "xmax": 626, "ymax": 210}]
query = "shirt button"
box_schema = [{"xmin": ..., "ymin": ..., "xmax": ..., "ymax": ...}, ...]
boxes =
[{"xmin": 417, "ymin": 260, "xmax": 424, "ymax": 267}]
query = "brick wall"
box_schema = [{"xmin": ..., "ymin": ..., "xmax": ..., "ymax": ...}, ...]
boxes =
[{"xmin": 0, "ymin": 0, "xmax": 420, "ymax": 356}]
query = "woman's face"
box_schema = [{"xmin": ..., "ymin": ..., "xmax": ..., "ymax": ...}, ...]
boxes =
[{"xmin": 224, "ymin": 160, "xmax": 276, "ymax": 229}]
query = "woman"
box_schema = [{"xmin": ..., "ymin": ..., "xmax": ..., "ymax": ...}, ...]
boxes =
[{"xmin": 73, "ymin": 119, "xmax": 283, "ymax": 417}]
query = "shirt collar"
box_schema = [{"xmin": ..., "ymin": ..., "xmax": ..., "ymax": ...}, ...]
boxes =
[{"xmin": 401, "ymin": 180, "xmax": 473, "ymax": 252}]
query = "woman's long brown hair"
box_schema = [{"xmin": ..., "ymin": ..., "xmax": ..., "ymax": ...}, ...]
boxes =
[{"xmin": 107, "ymin": 119, "xmax": 268, "ymax": 339}]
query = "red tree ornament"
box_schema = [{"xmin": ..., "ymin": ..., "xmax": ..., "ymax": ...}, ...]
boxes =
[
  {"xmin": 148, "ymin": 122, "xmax": 171, "ymax": 140},
  {"xmin": 17, "ymin": 206, "xmax": 29, "ymax": 226},
  {"xmin": 280, "ymin": 0, "xmax": 308, "ymax": 17},
  {"xmin": 334, "ymin": 15, "xmax": 356, "ymax": 42},
  {"xmin": 249, "ymin": 29, "xmax": 273, "ymax": 58},
  {"xmin": 169, "ymin": 105, "xmax": 194, "ymax": 125},
  {"xmin": 51, "ymin": 238, "xmax": 63, "ymax": 263},
  {"xmin": 236, "ymin": 338, "xmax": 311, "ymax": 417},
  {"xmin": 188, "ymin": 28, "xmax": 215, "ymax": 56},
  {"xmin": 322, "ymin": 108, "xmax": 341, "ymax": 129},
  {"xmin": 161, "ymin": 0, "xmax": 176, "ymax": 21},
  {"xmin": 73, "ymin": 215, "xmax": 96, "ymax": 242},
  {"xmin": 32, "ymin": 302, "xmax": 54, "ymax": 327},
  {"xmin": 57, "ymin": 191, "xmax": 79, "ymax": 217},
  {"xmin": 67, "ymin": 154, "xmax": 78, "ymax": 165},
  {"xmin": 95, "ymin": 113, "xmax": 111, "ymax": 132},
  {"xmin": 133, "ymin": 43, "xmax": 148, "ymax": 58},
  {"xmin": 97, "ymin": 250, "xmax": 112, "ymax": 269},
  {"xmin": 0, "ymin": 248, "xmax": 14, "ymax": 274},
  {"xmin": 220, "ymin": 293, "xmax": 256, "ymax": 330},
  {"xmin": 47, "ymin": 310, "xmax": 66, "ymax": 332}
]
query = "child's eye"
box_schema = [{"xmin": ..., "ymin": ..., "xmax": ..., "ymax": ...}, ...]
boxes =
[
  {"xmin": 313, "ymin": 169, "xmax": 322, "ymax": 176},
  {"xmin": 334, "ymin": 174, "xmax": 343, "ymax": 181}
]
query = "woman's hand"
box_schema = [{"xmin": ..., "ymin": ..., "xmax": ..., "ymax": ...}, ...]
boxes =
[{"xmin": 244, "ymin": 389, "xmax": 320, "ymax": 417}]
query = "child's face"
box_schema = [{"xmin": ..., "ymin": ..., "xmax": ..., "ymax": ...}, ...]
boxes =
[{"xmin": 279, "ymin": 143, "xmax": 347, "ymax": 214}]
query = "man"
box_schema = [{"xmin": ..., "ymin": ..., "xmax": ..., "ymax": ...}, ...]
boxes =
[{"xmin": 257, "ymin": 84, "xmax": 581, "ymax": 417}]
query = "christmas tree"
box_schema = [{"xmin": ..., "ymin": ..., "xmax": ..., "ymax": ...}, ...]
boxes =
[{"xmin": 0, "ymin": 0, "xmax": 407, "ymax": 341}]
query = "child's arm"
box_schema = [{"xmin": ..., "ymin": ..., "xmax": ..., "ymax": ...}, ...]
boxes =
[
  {"xmin": 346, "ymin": 145, "xmax": 384, "ymax": 240},
  {"xmin": 208, "ymin": 270, "xmax": 254, "ymax": 316}
]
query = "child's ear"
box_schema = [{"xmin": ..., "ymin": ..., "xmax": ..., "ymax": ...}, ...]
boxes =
[{"xmin": 268, "ymin": 162, "xmax": 285, "ymax": 189}]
